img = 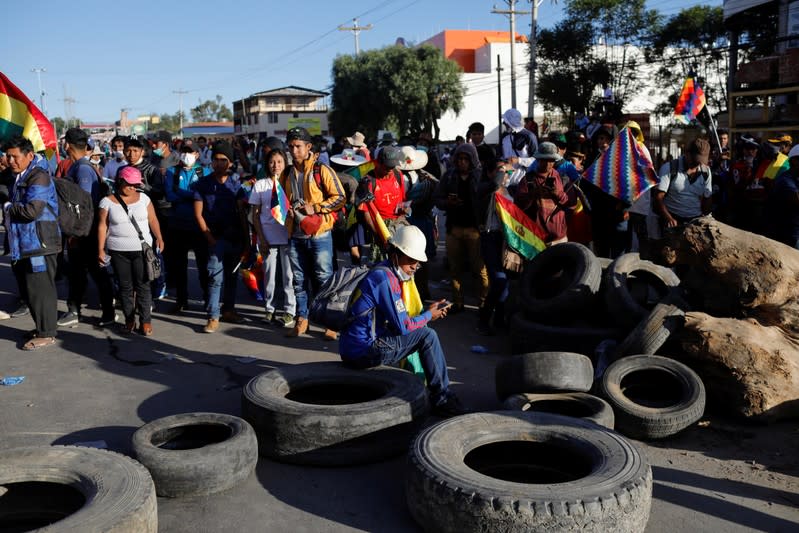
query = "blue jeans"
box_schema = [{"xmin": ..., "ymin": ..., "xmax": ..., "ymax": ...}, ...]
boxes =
[
  {"xmin": 206, "ymin": 238, "xmax": 240, "ymax": 319},
  {"xmin": 345, "ymin": 327, "xmax": 451, "ymax": 406},
  {"xmin": 288, "ymin": 231, "xmax": 334, "ymax": 318}
]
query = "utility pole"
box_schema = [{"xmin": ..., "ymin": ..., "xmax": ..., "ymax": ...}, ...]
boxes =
[
  {"xmin": 492, "ymin": 1, "xmax": 530, "ymax": 110},
  {"xmin": 31, "ymin": 67, "xmax": 47, "ymax": 116},
  {"xmin": 338, "ymin": 18, "xmax": 373, "ymax": 55},
  {"xmin": 173, "ymin": 89, "xmax": 189, "ymax": 137},
  {"xmin": 528, "ymin": 0, "xmax": 543, "ymax": 120},
  {"xmin": 496, "ymin": 55, "xmax": 504, "ymax": 142},
  {"xmin": 62, "ymin": 84, "xmax": 76, "ymax": 128}
]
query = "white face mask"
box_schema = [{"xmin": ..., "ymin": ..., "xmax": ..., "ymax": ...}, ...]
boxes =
[
  {"xmin": 394, "ymin": 265, "xmax": 412, "ymax": 282},
  {"xmin": 180, "ymin": 153, "xmax": 197, "ymax": 167},
  {"xmin": 90, "ymin": 158, "xmax": 101, "ymax": 166},
  {"xmin": 114, "ymin": 150, "xmax": 124, "ymax": 159}
]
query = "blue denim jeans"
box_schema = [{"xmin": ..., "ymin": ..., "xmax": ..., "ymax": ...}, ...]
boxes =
[
  {"xmin": 288, "ymin": 231, "xmax": 334, "ymax": 318},
  {"xmin": 206, "ymin": 238, "xmax": 240, "ymax": 319},
  {"xmin": 345, "ymin": 327, "xmax": 451, "ymax": 406}
]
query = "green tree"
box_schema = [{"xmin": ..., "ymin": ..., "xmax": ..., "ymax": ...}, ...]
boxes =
[
  {"xmin": 646, "ymin": 6, "xmax": 728, "ymax": 116},
  {"xmin": 191, "ymin": 95, "xmax": 233, "ymax": 122},
  {"xmin": 536, "ymin": 18, "xmax": 611, "ymax": 123},
  {"xmin": 331, "ymin": 44, "xmax": 464, "ymax": 140},
  {"xmin": 154, "ymin": 112, "xmax": 185, "ymax": 134},
  {"xmin": 535, "ymin": 0, "xmax": 659, "ymax": 121},
  {"xmin": 50, "ymin": 116, "xmax": 67, "ymax": 137}
]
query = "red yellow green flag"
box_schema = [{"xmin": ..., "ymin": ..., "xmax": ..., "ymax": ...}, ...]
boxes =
[
  {"xmin": 0, "ymin": 72, "xmax": 57, "ymax": 157},
  {"xmin": 494, "ymin": 190, "xmax": 547, "ymax": 260}
]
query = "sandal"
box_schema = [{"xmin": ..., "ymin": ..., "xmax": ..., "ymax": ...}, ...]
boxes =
[{"xmin": 22, "ymin": 337, "xmax": 56, "ymax": 351}]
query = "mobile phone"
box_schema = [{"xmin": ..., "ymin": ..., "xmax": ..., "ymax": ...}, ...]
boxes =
[{"xmin": 437, "ymin": 301, "xmax": 452, "ymax": 310}]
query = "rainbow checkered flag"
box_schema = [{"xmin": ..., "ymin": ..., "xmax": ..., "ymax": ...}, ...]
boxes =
[
  {"xmin": 674, "ymin": 75, "xmax": 708, "ymax": 125},
  {"xmin": 494, "ymin": 191, "xmax": 548, "ymax": 260},
  {"xmin": 583, "ymin": 128, "xmax": 657, "ymax": 205},
  {"xmin": 270, "ymin": 179, "xmax": 289, "ymax": 225}
]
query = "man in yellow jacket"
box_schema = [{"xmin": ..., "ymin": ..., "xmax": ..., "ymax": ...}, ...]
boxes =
[{"xmin": 281, "ymin": 127, "xmax": 346, "ymax": 338}]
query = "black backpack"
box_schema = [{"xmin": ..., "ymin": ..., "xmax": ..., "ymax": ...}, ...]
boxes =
[
  {"xmin": 54, "ymin": 160, "xmax": 95, "ymax": 237},
  {"xmin": 309, "ymin": 264, "xmax": 391, "ymax": 331}
]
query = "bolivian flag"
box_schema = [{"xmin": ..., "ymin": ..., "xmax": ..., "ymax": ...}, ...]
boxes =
[
  {"xmin": 0, "ymin": 72, "xmax": 57, "ymax": 157},
  {"xmin": 755, "ymin": 152, "xmax": 790, "ymax": 181},
  {"xmin": 494, "ymin": 190, "xmax": 547, "ymax": 260}
]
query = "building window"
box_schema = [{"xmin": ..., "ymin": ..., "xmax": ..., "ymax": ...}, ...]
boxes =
[
  {"xmin": 293, "ymin": 113, "xmax": 299, "ymax": 118},
  {"xmin": 267, "ymin": 112, "xmax": 278, "ymax": 124}
]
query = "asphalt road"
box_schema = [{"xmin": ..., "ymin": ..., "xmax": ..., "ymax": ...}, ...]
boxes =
[{"xmin": 0, "ymin": 249, "xmax": 796, "ymax": 532}]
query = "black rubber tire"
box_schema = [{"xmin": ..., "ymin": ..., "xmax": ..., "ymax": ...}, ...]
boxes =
[
  {"xmin": 132, "ymin": 412, "xmax": 258, "ymax": 498},
  {"xmin": 502, "ymin": 392, "xmax": 615, "ymax": 429},
  {"xmin": 0, "ymin": 445, "xmax": 156, "ymax": 532},
  {"xmin": 605, "ymin": 253, "xmax": 681, "ymax": 327},
  {"xmin": 521, "ymin": 243, "xmax": 602, "ymax": 319},
  {"xmin": 599, "ymin": 355, "xmax": 706, "ymax": 440},
  {"xmin": 615, "ymin": 303, "xmax": 685, "ymax": 358},
  {"xmin": 495, "ymin": 351, "xmax": 594, "ymax": 399},
  {"xmin": 406, "ymin": 412, "xmax": 652, "ymax": 532},
  {"xmin": 242, "ymin": 362, "xmax": 428, "ymax": 465},
  {"xmin": 509, "ymin": 313, "xmax": 625, "ymax": 355}
]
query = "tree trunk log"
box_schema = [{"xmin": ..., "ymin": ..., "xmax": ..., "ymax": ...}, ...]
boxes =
[
  {"xmin": 662, "ymin": 217, "xmax": 799, "ymax": 312},
  {"xmin": 677, "ymin": 312, "xmax": 799, "ymax": 422}
]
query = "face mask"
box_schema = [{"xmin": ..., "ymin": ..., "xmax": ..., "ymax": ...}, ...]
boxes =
[
  {"xmin": 394, "ymin": 265, "xmax": 412, "ymax": 282},
  {"xmin": 416, "ymin": 145, "xmax": 428, "ymax": 153},
  {"xmin": 114, "ymin": 150, "xmax": 124, "ymax": 159},
  {"xmin": 180, "ymin": 153, "xmax": 197, "ymax": 167},
  {"xmin": 153, "ymin": 148, "xmax": 165, "ymax": 157},
  {"xmin": 90, "ymin": 158, "xmax": 101, "ymax": 166}
]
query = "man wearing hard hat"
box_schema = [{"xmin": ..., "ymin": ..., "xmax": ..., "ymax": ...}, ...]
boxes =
[{"xmin": 338, "ymin": 225, "xmax": 467, "ymax": 418}]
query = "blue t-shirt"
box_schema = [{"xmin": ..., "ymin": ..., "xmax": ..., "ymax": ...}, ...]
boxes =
[
  {"xmin": 193, "ymin": 175, "xmax": 246, "ymax": 241},
  {"xmin": 67, "ymin": 157, "xmax": 100, "ymax": 205}
]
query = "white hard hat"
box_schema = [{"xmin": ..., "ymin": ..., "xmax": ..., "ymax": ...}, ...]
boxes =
[
  {"xmin": 788, "ymin": 144, "xmax": 799, "ymax": 159},
  {"xmin": 388, "ymin": 225, "xmax": 427, "ymax": 262}
]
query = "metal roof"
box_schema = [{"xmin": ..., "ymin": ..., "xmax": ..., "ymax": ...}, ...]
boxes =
[{"xmin": 250, "ymin": 86, "xmax": 329, "ymax": 98}]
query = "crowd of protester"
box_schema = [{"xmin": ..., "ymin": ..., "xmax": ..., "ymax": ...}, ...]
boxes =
[{"xmin": 0, "ymin": 109, "xmax": 797, "ymax": 353}]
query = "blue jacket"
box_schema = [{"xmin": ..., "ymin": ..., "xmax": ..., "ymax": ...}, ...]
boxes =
[
  {"xmin": 339, "ymin": 261, "xmax": 432, "ymax": 360},
  {"xmin": 7, "ymin": 164, "xmax": 61, "ymax": 260},
  {"xmin": 166, "ymin": 163, "xmax": 210, "ymax": 230}
]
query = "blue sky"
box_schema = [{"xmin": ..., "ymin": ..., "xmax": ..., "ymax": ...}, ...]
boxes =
[{"xmin": 2, "ymin": 0, "xmax": 713, "ymax": 122}]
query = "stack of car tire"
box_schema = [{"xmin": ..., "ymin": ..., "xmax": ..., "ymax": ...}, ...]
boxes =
[{"xmin": 504, "ymin": 243, "xmax": 707, "ymax": 442}]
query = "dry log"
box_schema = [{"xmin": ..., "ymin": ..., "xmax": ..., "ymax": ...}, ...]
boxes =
[
  {"xmin": 676, "ymin": 312, "xmax": 799, "ymax": 422},
  {"xmin": 661, "ymin": 217, "xmax": 799, "ymax": 311}
]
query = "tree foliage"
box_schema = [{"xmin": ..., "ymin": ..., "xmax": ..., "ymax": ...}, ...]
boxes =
[
  {"xmin": 646, "ymin": 6, "xmax": 728, "ymax": 116},
  {"xmin": 331, "ymin": 44, "xmax": 464, "ymax": 140},
  {"xmin": 154, "ymin": 112, "xmax": 186, "ymax": 133},
  {"xmin": 536, "ymin": 0, "xmax": 659, "ymax": 120},
  {"xmin": 191, "ymin": 95, "xmax": 233, "ymax": 122}
]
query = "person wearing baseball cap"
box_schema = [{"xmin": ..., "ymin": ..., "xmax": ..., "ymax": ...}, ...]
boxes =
[
  {"xmin": 767, "ymin": 133, "xmax": 793, "ymax": 156},
  {"xmin": 339, "ymin": 224, "xmax": 467, "ymax": 418},
  {"xmin": 653, "ymin": 137, "xmax": 713, "ymax": 230},
  {"xmin": 281, "ymin": 126, "xmax": 346, "ymax": 339},
  {"xmin": 193, "ymin": 139, "xmax": 249, "ymax": 333},
  {"xmin": 358, "ymin": 146, "xmax": 409, "ymax": 237}
]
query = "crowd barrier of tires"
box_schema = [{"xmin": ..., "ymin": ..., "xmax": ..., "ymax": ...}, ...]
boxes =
[{"xmin": 0, "ymin": 243, "xmax": 709, "ymax": 532}]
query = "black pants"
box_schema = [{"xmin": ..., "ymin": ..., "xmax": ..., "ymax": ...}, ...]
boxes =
[
  {"xmin": 22, "ymin": 255, "xmax": 58, "ymax": 337},
  {"xmin": 11, "ymin": 259, "xmax": 28, "ymax": 305},
  {"xmin": 164, "ymin": 226, "xmax": 209, "ymax": 305},
  {"xmin": 110, "ymin": 250, "xmax": 152, "ymax": 324},
  {"xmin": 66, "ymin": 234, "xmax": 114, "ymax": 316}
]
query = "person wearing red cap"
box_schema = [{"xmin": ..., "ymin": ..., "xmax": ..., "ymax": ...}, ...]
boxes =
[{"xmin": 97, "ymin": 166, "xmax": 164, "ymax": 335}]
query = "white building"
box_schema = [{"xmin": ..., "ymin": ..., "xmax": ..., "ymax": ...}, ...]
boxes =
[
  {"xmin": 424, "ymin": 30, "xmax": 670, "ymax": 143},
  {"xmin": 232, "ymin": 86, "xmax": 329, "ymax": 138}
]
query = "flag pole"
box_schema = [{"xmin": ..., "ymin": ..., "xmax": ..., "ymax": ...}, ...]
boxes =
[{"xmin": 704, "ymin": 104, "xmax": 723, "ymax": 154}]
